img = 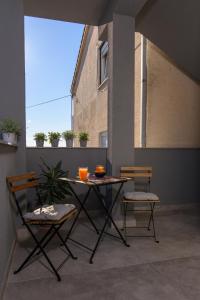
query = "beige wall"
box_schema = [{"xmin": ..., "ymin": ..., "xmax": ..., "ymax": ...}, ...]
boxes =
[
  {"xmin": 73, "ymin": 29, "xmax": 141, "ymax": 148},
  {"xmin": 146, "ymin": 41, "xmax": 200, "ymax": 148},
  {"xmin": 73, "ymin": 26, "xmax": 108, "ymax": 147},
  {"xmin": 73, "ymin": 28, "xmax": 200, "ymax": 148}
]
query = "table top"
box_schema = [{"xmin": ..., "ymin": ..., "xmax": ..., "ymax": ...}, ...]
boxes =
[{"xmin": 59, "ymin": 175, "xmax": 131, "ymax": 186}]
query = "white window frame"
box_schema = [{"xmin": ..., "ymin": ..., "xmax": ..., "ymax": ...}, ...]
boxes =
[
  {"xmin": 99, "ymin": 131, "xmax": 108, "ymax": 148},
  {"xmin": 99, "ymin": 41, "xmax": 108, "ymax": 85}
]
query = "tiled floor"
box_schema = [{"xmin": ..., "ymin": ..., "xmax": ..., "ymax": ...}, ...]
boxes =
[{"xmin": 3, "ymin": 206, "xmax": 200, "ymax": 300}]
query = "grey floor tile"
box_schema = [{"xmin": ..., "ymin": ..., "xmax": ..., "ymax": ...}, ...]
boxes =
[
  {"xmin": 4, "ymin": 211, "xmax": 200, "ymax": 300},
  {"xmin": 4, "ymin": 264, "xmax": 187, "ymax": 300},
  {"xmin": 152, "ymin": 256, "xmax": 200, "ymax": 300}
]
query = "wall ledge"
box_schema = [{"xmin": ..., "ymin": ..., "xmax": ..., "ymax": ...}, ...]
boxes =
[
  {"xmin": 26, "ymin": 147, "xmax": 107, "ymax": 150},
  {"xmin": 135, "ymin": 147, "xmax": 200, "ymax": 150},
  {"xmin": 0, "ymin": 140, "xmax": 17, "ymax": 150}
]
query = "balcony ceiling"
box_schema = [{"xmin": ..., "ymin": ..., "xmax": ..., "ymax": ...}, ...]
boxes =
[
  {"xmin": 136, "ymin": 0, "xmax": 200, "ymax": 81},
  {"xmin": 23, "ymin": 0, "xmax": 148, "ymax": 25}
]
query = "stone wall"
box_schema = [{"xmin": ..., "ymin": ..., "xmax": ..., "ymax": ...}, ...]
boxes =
[{"xmin": 72, "ymin": 27, "xmax": 108, "ymax": 147}]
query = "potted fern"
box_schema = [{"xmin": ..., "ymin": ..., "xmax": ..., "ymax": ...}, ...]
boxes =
[
  {"xmin": 0, "ymin": 118, "xmax": 21, "ymax": 144},
  {"xmin": 34, "ymin": 132, "xmax": 47, "ymax": 147},
  {"xmin": 48, "ymin": 132, "xmax": 61, "ymax": 147},
  {"xmin": 79, "ymin": 132, "xmax": 89, "ymax": 147},
  {"xmin": 62, "ymin": 130, "xmax": 76, "ymax": 147}
]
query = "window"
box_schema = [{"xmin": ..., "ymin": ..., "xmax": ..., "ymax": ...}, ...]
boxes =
[
  {"xmin": 99, "ymin": 131, "xmax": 108, "ymax": 148},
  {"xmin": 99, "ymin": 42, "xmax": 108, "ymax": 84}
]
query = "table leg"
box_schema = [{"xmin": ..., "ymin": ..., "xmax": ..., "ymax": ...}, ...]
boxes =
[
  {"xmin": 89, "ymin": 183, "xmax": 130, "ymax": 264},
  {"xmin": 65, "ymin": 186, "xmax": 99, "ymax": 243},
  {"xmin": 89, "ymin": 212, "xmax": 110, "ymax": 264}
]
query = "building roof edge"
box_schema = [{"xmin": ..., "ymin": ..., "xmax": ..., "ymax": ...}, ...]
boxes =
[{"xmin": 70, "ymin": 25, "xmax": 90, "ymax": 96}]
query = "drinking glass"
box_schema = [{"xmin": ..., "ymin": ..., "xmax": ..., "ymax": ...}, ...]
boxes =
[{"xmin": 78, "ymin": 167, "xmax": 88, "ymax": 181}]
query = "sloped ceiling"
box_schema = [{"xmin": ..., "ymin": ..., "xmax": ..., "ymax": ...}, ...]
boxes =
[{"xmin": 136, "ymin": 0, "xmax": 200, "ymax": 81}]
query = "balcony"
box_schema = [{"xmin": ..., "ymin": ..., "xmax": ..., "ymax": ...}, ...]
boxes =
[
  {"xmin": 4, "ymin": 195, "xmax": 200, "ymax": 299},
  {"xmin": 1, "ymin": 0, "xmax": 200, "ymax": 299},
  {"xmin": 1, "ymin": 146, "xmax": 199, "ymax": 299}
]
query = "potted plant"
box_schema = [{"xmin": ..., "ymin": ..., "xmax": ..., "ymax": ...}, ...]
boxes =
[
  {"xmin": 33, "ymin": 132, "xmax": 47, "ymax": 147},
  {"xmin": 79, "ymin": 132, "xmax": 89, "ymax": 147},
  {"xmin": 38, "ymin": 159, "xmax": 71, "ymax": 205},
  {"xmin": 0, "ymin": 118, "xmax": 20, "ymax": 144},
  {"xmin": 62, "ymin": 130, "xmax": 76, "ymax": 147},
  {"xmin": 48, "ymin": 132, "xmax": 61, "ymax": 147}
]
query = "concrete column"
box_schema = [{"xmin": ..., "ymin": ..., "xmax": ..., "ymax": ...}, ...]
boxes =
[
  {"xmin": 107, "ymin": 14, "xmax": 135, "ymax": 176},
  {"xmin": 107, "ymin": 14, "xmax": 135, "ymax": 222}
]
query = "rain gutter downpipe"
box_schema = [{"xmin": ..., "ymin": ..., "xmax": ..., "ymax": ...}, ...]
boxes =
[{"xmin": 140, "ymin": 35, "xmax": 147, "ymax": 147}]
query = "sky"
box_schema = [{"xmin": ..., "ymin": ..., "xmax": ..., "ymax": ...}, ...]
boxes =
[{"xmin": 25, "ymin": 17, "xmax": 84, "ymax": 146}]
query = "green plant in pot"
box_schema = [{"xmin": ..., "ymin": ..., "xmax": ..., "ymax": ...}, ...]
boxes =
[
  {"xmin": 0, "ymin": 118, "xmax": 21, "ymax": 144},
  {"xmin": 34, "ymin": 132, "xmax": 47, "ymax": 147},
  {"xmin": 48, "ymin": 132, "xmax": 61, "ymax": 147},
  {"xmin": 38, "ymin": 159, "xmax": 72, "ymax": 205},
  {"xmin": 79, "ymin": 132, "xmax": 89, "ymax": 147},
  {"xmin": 62, "ymin": 130, "xmax": 76, "ymax": 147}
]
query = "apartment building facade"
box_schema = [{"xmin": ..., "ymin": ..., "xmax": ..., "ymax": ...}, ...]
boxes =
[{"xmin": 71, "ymin": 25, "xmax": 200, "ymax": 148}]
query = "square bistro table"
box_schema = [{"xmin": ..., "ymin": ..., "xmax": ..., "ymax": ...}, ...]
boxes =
[{"xmin": 59, "ymin": 176, "xmax": 130, "ymax": 263}]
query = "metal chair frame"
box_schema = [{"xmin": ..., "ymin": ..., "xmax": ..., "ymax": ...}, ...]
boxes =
[
  {"xmin": 120, "ymin": 167, "xmax": 160, "ymax": 243},
  {"xmin": 7, "ymin": 172, "xmax": 77, "ymax": 281}
]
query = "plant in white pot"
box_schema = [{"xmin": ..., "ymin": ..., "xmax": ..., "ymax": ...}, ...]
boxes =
[
  {"xmin": 33, "ymin": 132, "xmax": 47, "ymax": 147},
  {"xmin": 79, "ymin": 132, "xmax": 89, "ymax": 148},
  {"xmin": 62, "ymin": 130, "xmax": 76, "ymax": 147},
  {"xmin": 48, "ymin": 132, "xmax": 61, "ymax": 147},
  {"xmin": 0, "ymin": 118, "xmax": 21, "ymax": 144}
]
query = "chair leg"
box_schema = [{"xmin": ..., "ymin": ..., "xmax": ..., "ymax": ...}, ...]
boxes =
[
  {"xmin": 55, "ymin": 227, "xmax": 77, "ymax": 260},
  {"xmin": 36, "ymin": 226, "xmax": 59, "ymax": 256},
  {"xmin": 14, "ymin": 245, "xmax": 39, "ymax": 275},
  {"xmin": 31, "ymin": 229, "xmax": 61, "ymax": 281},
  {"xmin": 123, "ymin": 202, "xmax": 127, "ymax": 242},
  {"xmin": 36, "ymin": 222, "xmax": 72, "ymax": 256},
  {"xmin": 147, "ymin": 203, "xmax": 153, "ymax": 231},
  {"xmin": 14, "ymin": 225, "xmax": 54, "ymax": 274},
  {"xmin": 150, "ymin": 203, "xmax": 159, "ymax": 243},
  {"xmin": 18, "ymin": 225, "xmax": 61, "ymax": 281}
]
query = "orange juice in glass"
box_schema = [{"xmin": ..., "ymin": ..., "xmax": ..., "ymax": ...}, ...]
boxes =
[{"xmin": 78, "ymin": 167, "xmax": 88, "ymax": 181}]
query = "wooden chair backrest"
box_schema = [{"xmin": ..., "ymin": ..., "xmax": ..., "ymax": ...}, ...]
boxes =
[
  {"xmin": 7, "ymin": 172, "xmax": 39, "ymax": 193},
  {"xmin": 120, "ymin": 166, "xmax": 152, "ymax": 179}
]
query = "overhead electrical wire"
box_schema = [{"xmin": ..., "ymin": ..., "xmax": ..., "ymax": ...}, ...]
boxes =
[{"xmin": 26, "ymin": 94, "xmax": 71, "ymax": 109}]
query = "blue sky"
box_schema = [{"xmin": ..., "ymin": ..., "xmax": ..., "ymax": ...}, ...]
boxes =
[{"xmin": 25, "ymin": 17, "xmax": 84, "ymax": 146}]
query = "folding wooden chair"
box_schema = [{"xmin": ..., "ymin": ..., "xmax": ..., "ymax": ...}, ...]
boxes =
[
  {"xmin": 7, "ymin": 172, "xmax": 77, "ymax": 281},
  {"xmin": 120, "ymin": 167, "xmax": 160, "ymax": 243}
]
